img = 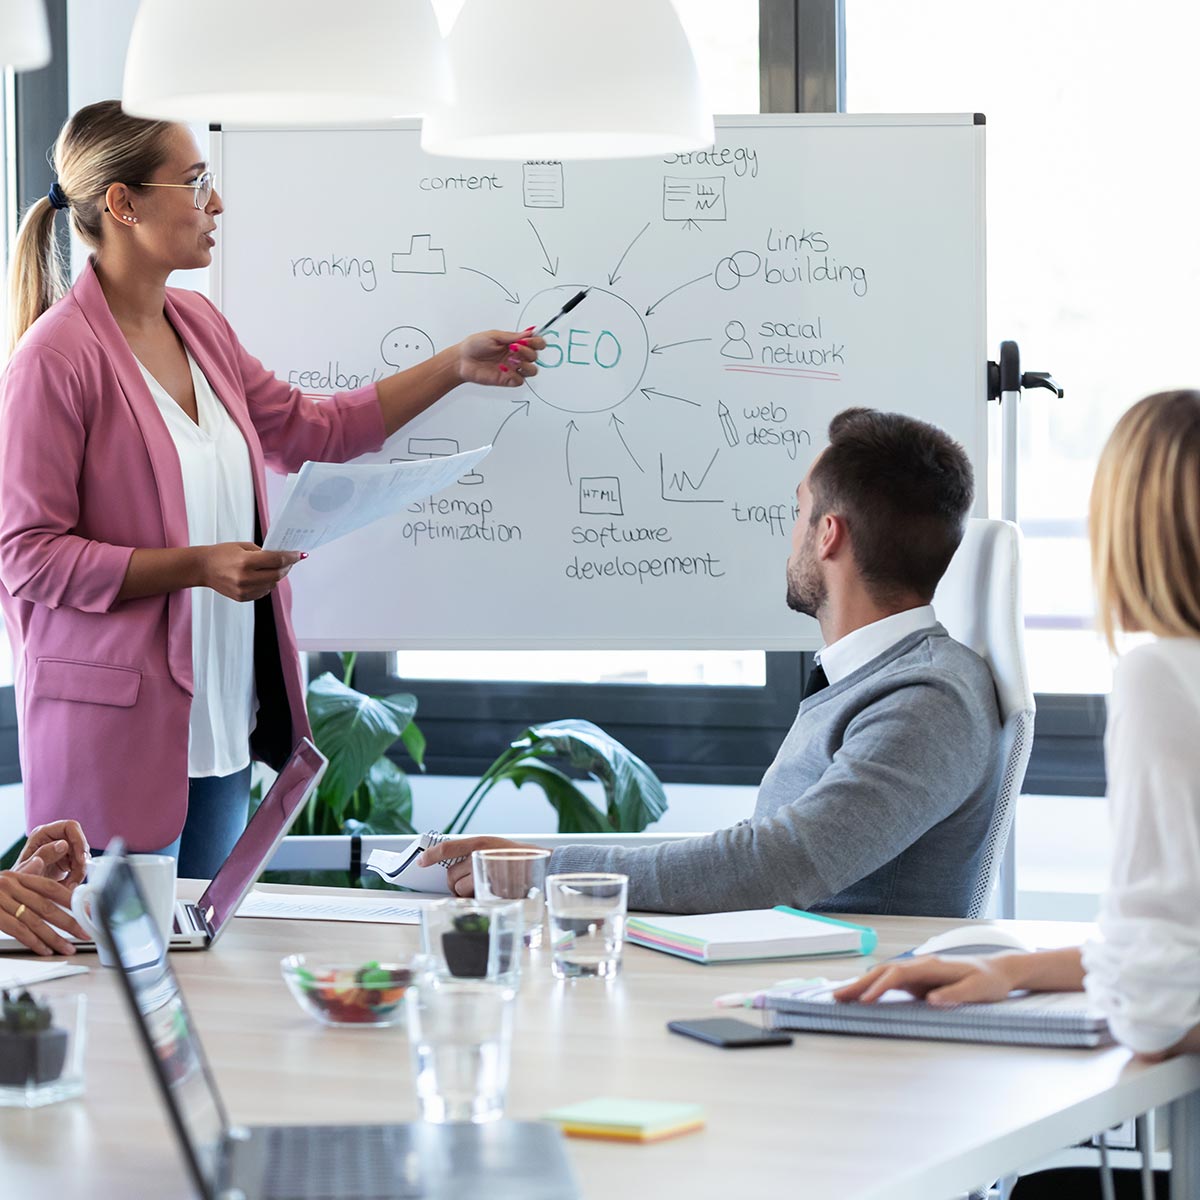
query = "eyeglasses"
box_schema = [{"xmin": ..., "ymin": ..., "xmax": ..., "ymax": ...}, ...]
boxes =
[{"xmin": 135, "ymin": 170, "xmax": 215, "ymax": 210}]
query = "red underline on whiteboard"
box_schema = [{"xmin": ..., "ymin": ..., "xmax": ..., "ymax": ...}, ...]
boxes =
[{"xmin": 723, "ymin": 366, "xmax": 842, "ymax": 381}]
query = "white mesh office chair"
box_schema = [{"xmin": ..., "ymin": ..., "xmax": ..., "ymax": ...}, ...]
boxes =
[{"xmin": 932, "ymin": 518, "xmax": 1035, "ymax": 919}]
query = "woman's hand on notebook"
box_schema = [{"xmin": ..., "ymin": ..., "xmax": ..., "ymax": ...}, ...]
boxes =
[{"xmin": 833, "ymin": 956, "xmax": 1022, "ymax": 1007}]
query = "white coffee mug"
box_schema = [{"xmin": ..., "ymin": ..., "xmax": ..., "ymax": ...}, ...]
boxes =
[{"xmin": 71, "ymin": 854, "xmax": 177, "ymax": 966}]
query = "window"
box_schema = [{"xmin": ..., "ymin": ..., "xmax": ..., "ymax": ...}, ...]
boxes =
[{"xmin": 846, "ymin": 0, "xmax": 1200, "ymax": 695}]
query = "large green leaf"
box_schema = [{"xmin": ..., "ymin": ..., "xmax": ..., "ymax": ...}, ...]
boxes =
[
  {"xmin": 400, "ymin": 721, "xmax": 427, "ymax": 771},
  {"xmin": 504, "ymin": 761, "xmax": 614, "ymax": 833},
  {"xmin": 306, "ymin": 673, "xmax": 417, "ymax": 821},
  {"xmin": 511, "ymin": 719, "xmax": 667, "ymax": 832},
  {"xmin": 363, "ymin": 757, "xmax": 416, "ymax": 835}
]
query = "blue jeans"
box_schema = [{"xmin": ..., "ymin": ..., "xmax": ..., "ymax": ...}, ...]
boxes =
[{"xmin": 155, "ymin": 765, "xmax": 252, "ymax": 879}]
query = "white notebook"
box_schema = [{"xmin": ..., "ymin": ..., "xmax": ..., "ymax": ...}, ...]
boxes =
[
  {"xmin": 0, "ymin": 959, "xmax": 89, "ymax": 988},
  {"xmin": 625, "ymin": 907, "xmax": 876, "ymax": 964}
]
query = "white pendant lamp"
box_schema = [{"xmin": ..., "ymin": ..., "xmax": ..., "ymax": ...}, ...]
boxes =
[
  {"xmin": 0, "ymin": 0, "xmax": 50, "ymax": 72},
  {"xmin": 122, "ymin": 0, "xmax": 446, "ymax": 125},
  {"xmin": 421, "ymin": 0, "xmax": 714, "ymax": 159}
]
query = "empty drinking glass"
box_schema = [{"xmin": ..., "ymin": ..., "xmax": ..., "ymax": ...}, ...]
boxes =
[
  {"xmin": 545, "ymin": 873, "xmax": 628, "ymax": 980},
  {"xmin": 472, "ymin": 848, "xmax": 552, "ymax": 949},
  {"xmin": 406, "ymin": 971, "xmax": 516, "ymax": 1124}
]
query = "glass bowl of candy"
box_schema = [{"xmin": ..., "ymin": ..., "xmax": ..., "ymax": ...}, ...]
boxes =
[{"xmin": 280, "ymin": 955, "xmax": 418, "ymax": 1028}]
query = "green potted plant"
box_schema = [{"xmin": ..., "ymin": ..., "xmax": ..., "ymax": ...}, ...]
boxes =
[
  {"xmin": 260, "ymin": 657, "xmax": 669, "ymax": 888},
  {"xmin": 441, "ymin": 912, "xmax": 516, "ymax": 979},
  {"xmin": 0, "ymin": 990, "xmax": 68, "ymax": 1087}
]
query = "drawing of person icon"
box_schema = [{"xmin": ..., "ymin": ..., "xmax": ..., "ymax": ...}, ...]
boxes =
[
  {"xmin": 720, "ymin": 320, "xmax": 753, "ymax": 360},
  {"xmin": 381, "ymin": 325, "xmax": 436, "ymax": 372}
]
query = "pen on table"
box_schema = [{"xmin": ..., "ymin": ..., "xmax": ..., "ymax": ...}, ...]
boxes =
[
  {"xmin": 713, "ymin": 979, "xmax": 840, "ymax": 1009},
  {"xmin": 534, "ymin": 287, "xmax": 591, "ymax": 336}
]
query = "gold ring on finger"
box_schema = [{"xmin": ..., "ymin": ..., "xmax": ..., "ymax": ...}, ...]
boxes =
[{"xmin": 14, "ymin": 903, "xmax": 26, "ymax": 920}]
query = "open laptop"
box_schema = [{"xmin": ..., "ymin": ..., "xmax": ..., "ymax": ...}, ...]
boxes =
[
  {"xmin": 96, "ymin": 852, "xmax": 581, "ymax": 1200},
  {"xmin": 0, "ymin": 737, "xmax": 327, "ymax": 953}
]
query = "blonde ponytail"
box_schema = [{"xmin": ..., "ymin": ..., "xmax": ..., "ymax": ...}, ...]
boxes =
[
  {"xmin": 5, "ymin": 99, "xmax": 175, "ymax": 353},
  {"xmin": 7, "ymin": 196, "xmax": 67, "ymax": 354}
]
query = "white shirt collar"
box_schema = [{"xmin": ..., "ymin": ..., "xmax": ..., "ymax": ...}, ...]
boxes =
[{"xmin": 816, "ymin": 605, "xmax": 938, "ymax": 686}]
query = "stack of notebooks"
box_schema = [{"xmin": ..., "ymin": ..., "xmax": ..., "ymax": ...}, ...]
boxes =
[
  {"xmin": 763, "ymin": 984, "xmax": 1112, "ymax": 1049},
  {"xmin": 625, "ymin": 906, "xmax": 876, "ymax": 964},
  {"xmin": 542, "ymin": 1099, "xmax": 705, "ymax": 1143}
]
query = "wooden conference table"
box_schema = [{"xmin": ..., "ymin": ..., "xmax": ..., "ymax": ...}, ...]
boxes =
[{"xmin": 2, "ymin": 886, "xmax": 1199, "ymax": 1200}]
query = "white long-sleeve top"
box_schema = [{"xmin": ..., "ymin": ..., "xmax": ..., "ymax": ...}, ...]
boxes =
[{"xmin": 1082, "ymin": 637, "xmax": 1200, "ymax": 1054}]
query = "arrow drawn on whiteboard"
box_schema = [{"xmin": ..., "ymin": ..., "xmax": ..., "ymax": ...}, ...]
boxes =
[
  {"xmin": 650, "ymin": 337, "xmax": 712, "ymax": 355},
  {"xmin": 609, "ymin": 414, "xmax": 644, "ymax": 474},
  {"xmin": 527, "ymin": 220, "xmax": 559, "ymax": 277},
  {"xmin": 458, "ymin": 266, "xmax": 520, "ymax": 304},
  {"xmin": 645, "ymin": 273, "xmax": 710, "ymax": 316},
  {"xmin": 493, "ymin": 398, "xmax": 531, "ymax": 444},
  {"xmin": 607, "ymin": 222, "xmax": 650, "ymax": 286},
  {"xmin": 640, "ymin": 386, "xmax": 701, "ymax": 408},
  {"xmin": 565, "ymin": 419, "xmax": 579, "ymax": 485}
]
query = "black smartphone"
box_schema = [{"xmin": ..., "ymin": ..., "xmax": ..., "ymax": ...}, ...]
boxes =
[{"xmin": 667, "ymin": 1018, "xmax": 793, "ymax": 1048}]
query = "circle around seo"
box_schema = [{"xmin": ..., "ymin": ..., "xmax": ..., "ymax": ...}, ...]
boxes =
[{"xmin": 519, "ymin": 285, "xmax": 649, "ymax": 415}]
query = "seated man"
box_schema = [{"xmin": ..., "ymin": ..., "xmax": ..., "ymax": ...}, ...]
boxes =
[
  {"xmin": 425, "ymin": 408, "xmax": 1002, "ymax": 917},
  {"xmin": 0, "ymin": 819, "xmax": 90, "ymax": 954}
]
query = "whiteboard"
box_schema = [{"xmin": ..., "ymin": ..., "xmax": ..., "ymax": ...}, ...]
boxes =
[{"xmin": 212, "ymin": 114, "xmax": 986, "ymax": 650}]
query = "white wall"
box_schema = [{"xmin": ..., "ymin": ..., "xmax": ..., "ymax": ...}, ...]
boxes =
[{"xmin": 64, "ymin": 0, "xmax": 209, "ymax": 293}]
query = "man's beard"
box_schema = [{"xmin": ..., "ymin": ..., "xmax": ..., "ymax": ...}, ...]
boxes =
[{"xmin": 786, "ymin": 534, "xmax": 826, "ymax": 617}]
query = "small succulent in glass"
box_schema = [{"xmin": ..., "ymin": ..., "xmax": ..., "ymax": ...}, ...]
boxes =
[{"xmin": 0, "ymin": 989, "xmax": 67, "ymax": 1086}]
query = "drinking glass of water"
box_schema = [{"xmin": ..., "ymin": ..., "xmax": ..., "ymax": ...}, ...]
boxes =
[
  {"xmin": 545, "ymin": 873, "xmax": 628, "ymax": 980},
  {"xmin": 472, "ymin": 848, "xmax": 552, "ymax": 949},
  {"xmin": 406, "ymin": 970, "xmax": 516, "ymax": 1124}
]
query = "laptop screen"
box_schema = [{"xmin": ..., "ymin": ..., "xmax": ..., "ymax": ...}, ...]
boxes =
[
  {"xmin": 98, "ymin": 854, "xmax": 228, "ymax": 1198},
  {"xmin": 194, "ymin": 738, "xmax": 326, "ymax": 935}
]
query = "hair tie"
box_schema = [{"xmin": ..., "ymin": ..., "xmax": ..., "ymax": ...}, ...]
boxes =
[{"xmin": 47, "ymin": 182, "xmax": 69, "ymax": 211}]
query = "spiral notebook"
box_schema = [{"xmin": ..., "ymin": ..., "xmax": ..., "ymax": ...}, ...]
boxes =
[{"xmin": 764, "ymin": 984, "xmax": 1112, "ymax": 1049}]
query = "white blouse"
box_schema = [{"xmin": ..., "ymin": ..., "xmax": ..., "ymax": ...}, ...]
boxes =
[
  {"xmin": 1082, "ymin": 638, "xmax": 1200, "ymax": 1053},
  {"xmin": 136, "ymin": 350, "xmax": 257, "ymax": 778}
]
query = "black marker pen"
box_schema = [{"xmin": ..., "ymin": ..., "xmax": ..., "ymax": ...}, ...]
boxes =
[{"xmin": 535, "ymin": 287, "xmax": 591, "ymax": 335}]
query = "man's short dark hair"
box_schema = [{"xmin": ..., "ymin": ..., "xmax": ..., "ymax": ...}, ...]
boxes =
[{"xmin": 808, "ymin": 408, "xmax": 974, "ymax": 602}]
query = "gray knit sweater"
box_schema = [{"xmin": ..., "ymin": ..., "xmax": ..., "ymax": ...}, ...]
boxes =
[{"xmin": 548, "ymin": 626, "xmax": 1000, "ymax": 917}]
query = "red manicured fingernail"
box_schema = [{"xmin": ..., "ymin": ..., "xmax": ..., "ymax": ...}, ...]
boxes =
[
  {"xmin": 517, "ymin": 339, "xmax": 530, "ymax": 346},
  {"xmin": 300, "ymin": 552, "xmax": 309, "ymax": 559},
  {"xmin": 524, "ymin": 325, "xmax": 535, "ymax": 332},
  {"xmin": 499, "ymin": 365, "xmax": 509, "ymax": 373},
  {"xmin": 508, "ymin": 343, "xmax": 520, "ymax": 351}
]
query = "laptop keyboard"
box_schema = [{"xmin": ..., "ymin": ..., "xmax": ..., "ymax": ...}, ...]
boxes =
[{"xmin": 262, "ymin": 1125, "xmax": 422, "ymax": 1199}]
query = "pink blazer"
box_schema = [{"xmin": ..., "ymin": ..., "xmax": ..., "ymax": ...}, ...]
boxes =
[{"xmin": 0, "ymin": 260, "xmax": 385, "ymax": 849}]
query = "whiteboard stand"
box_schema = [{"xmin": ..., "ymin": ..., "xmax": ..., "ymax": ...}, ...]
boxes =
[{"xmin": 988, "ymin": 339, "xmax": 1064, "ymax": 918}]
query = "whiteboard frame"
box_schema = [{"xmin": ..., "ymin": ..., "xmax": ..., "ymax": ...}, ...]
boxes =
[{"xmin": 210, "ymin": 114, "xmax": 987, "ymax": 651}]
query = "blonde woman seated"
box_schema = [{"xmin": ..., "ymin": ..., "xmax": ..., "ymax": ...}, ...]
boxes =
[
  {"xmin": 0, "ymin": 820, "xmax": 90, "ymax": 956},
  {"xmin": 836, "ymin": 390, "xmax": 1200, "ymax": 1060}
]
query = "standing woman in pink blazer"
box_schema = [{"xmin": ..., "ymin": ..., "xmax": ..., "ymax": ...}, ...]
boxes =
[{"xmin": 0, "ymin": 100, "xmax": 543, "ymax": 877}]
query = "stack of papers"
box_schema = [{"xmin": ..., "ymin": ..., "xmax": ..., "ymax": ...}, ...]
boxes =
[
  {"xmin": 625, "ymin": 906, "xmax": 876, "ymax": 964},
  {"xmin": 263, "ymin": 446, "xmax": 491, "ymax": 552},
  {"xmin": 542, "ymin": 1098, "xmax": 705, "ymax": 1143}
]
